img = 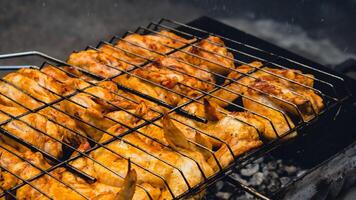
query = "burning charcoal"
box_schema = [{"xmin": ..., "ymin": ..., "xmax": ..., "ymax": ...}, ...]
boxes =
[
  {"xmin": 230, "ymin": 173, "xmax": 248, "ymax": 185},
  {"xmin": 276, "ymin": 159, "xmax": 283, "ymax": 168},
  {"xmin": 280, "ymin": 176, "xmax": 291, "ymax": 186},
  {"xmin": 262, "ymin": 169, "xmax": 270, "ymax": 178},
  {"xmin": 257, "ymin": 183, "xmax": 266, "ymax": 192},
  {"xmin": 284, "ymin": 165, "xmax": 297, "ymax": 175},
  {"xmin": 267, "ymin": 178, "xmax": 281, "ymax": 192},
  {"xmin": 276, "ymin": 168, "xmax": 285, "ymax": 175},
  {"xmin": 216, "ymin": 192, "xmax": 232, "ymax": 199},
  {"xmin": 216, "ymin": 181, "xmax": 225, "ymax": 191},
  {"xmin": 270, "ymin": 171, "xmax": 279, "ymax": 179},
  {"xmin": 240, "ymin": 163, "xmax": 259, "ymax": 177},
  {"xmin": 250, "ymin": 172, "xmax": 264, "ymax": 186},
  {"xmin": 267, "ymin": 161, "xmax": 277, "ymax": 170}
]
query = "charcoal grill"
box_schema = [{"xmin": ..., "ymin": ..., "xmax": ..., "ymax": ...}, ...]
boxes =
[{"xmin": 0, "ymin": 16, "xmax": 355, "ymax": 200}]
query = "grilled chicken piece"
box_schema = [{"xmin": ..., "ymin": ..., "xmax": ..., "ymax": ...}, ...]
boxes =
[
  {"xmin": 0, "ymin": 95, "xmax": 27, "ymax": 120},
  {"xmin": 259, "ymin": 66, "xmax": 322, "ymax": 116},
  {"xmin": 135, "ymin": 57, "xmax": 214, "ymax": 93},
  {"xmin": 136, "ymin": 100, "xmax": 263, "ymax": 171},
  {"xmin": 211, "ymin": 61, "xmax": 323, "ymax": 121},
  {"xmin": 17, "ymin": 68, "xmax": 76, "ymax": 96},
  {"xmin": 242, "ymin": 90, "xmax": 297, "ymax": 139},
  {"xmin": 69, "ymin": 126, "xmax": 161, "ymax": 200},
  {"xmin": 113, "ymin": 74, "xmax": 179, "ymax": 106},
  {"xmin": 59, "ymin": 81, "xmax": 150, "ymax": 141},
  {"xmin": 87, "ymin": 116, "xmax": 213, "ymax": 199},
  {"xmin": 0, "ymin": 79, "xmax": 43, "ymax": 110},
  {"xmin": 106, "ymin": 100, "xmax": 159, "ymax": 130},
  {"xmin": 113, "ymin": 56, "xmax": 215, "ymax": 106},
  {"xmin": 38, "ymin": 106, "xmax": 88, "ymax": 143},
  {"xmin": 40, "ymin": 65, "xmax": 91, "ymax": 90},
  {"xmin": 173, "ymin": 36, "xmax": 235, "ymax": 75},
  {"xmin": 115, "ymin": 30, "xmax": 194, "ymax": 62},
  {"xmin": 241, "ymin": 65, "xmax": 322, "ymax": 118},
  {"xmin": 0, "ymin": 142, "xmax": 51, "ymax": 190},
  {"xmin": 16, "ymin": 162, "xmax": 138, "ymax": 200},
  {"xmin": 99, "ymin": 44, "xmax": 146, "ymax": 66},
  {"xmin": 173, "ymin": 100, "xmax": 263, "ymax": 169},
  {"xmin": 209, "ymin": 61, "xmax": 263, "ymax": 108},
  {"xmin": 1, "ymin": 111, "xmax": 88, "ymax": 159},
  {"xmin": 3, "ymin": 72, "xmax": 59, "ymax": 104},
  {"xmin": 68, "ymin": 31, "xmax": 193, "ymax": 79},
  {"xmin": 67, "ymin": 49, "xmax": 134, "ymax": 79},
  {"xmin": 0, "ymin": 66, "xmax": 88, "ymax": 121}
]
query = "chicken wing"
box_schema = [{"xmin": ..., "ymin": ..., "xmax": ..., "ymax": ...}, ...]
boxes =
[
  {"xmin": 212, "ymin": 61, "xmax": 323, "ymax": 120},
  {"xmin": 3, "ymin": 72, "xmax": 59, "ymax": 104},
  {"xmin": 67, "ymin": 49, "xmax": 135, "ymax": 79},
  {"xmin": 58, "ymin": 81, "xmax": 141, "ymax": 141},
  {"xmin": 88, "ymin": 116, "xmax": 213, "ymax": 199},
  {"xmin": 0, "ymin": 95, "xmax": 27, "ymax": 121},
  {"xmin": 175, "ymin": 100, "xmax": 264, "ymax": 169},
  {"xmin": 113, "ymin": 56, "xmax": 215, "ymax": 107},
  {"xmin": 40, "ymin": 65, "xmax": 90, "ymax": 90},
  {"xmin": 115, "ymin": 30, "xmax": 194, "ymax": 62},
  {"xmin": 1, "ymin": 111, "xmax": 88, "ymax": 159},
  {"xmin": 16, "ymin": 68, "xmax": 75, "ymax": 96},
  {"xmin": 0, "ymin": 80, "xmax": 43, "ymax": 110},
  {"xmin": 68, "ymin": 127, "xmax": 161, "ymax": 199},
  {"xmin": 173, "ymin": 36, "xmax": 235, "ymax": 75},
  {"xmin": 0, "ymin": 142, "xmax": 51, "ymax": 190},
  {"xmin": 16, "ymin": 163, "xmax": 139, "ymax": 200}
]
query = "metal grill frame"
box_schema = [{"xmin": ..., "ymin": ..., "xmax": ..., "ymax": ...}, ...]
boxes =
[{"xmin": 0, "ymin": 17, "xmax": 351, "ymax": 200}]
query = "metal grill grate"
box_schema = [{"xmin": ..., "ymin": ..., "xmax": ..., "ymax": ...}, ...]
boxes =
[{"xmin": 0, "ymin": 18, "xmax": 350, "ymax": 200}]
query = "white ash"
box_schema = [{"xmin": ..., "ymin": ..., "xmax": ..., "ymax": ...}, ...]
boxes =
[{"xmin": 206, "ymin": 155, "xmax": 305, "ymax": 199}]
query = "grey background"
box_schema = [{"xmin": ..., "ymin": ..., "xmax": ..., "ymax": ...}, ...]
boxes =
[{"xmin": 0, "ymin": 0, "xmax": 355, "ymax": 65}]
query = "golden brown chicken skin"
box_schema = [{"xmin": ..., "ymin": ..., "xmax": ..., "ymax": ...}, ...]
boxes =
[
  {"xmin": 0, "ymin": 142, "xmax": 51, "ymax": 190},
  {"xmin": 115, "ymin": 30, "xmax": 194, "ymax": 62},
  {"xmin": 67, "ymin": 49, "xmax": 134, "ymax": 79},
  {"xmin": 81, "ymin": 115, "xmax": 213, "ymax": 200},
  {"xmin": 173, "ymin": 36, "xmax": 235, "ymax": 75},
  {"xmin": 58, "ymin": 81, "xmax": 156, "ymax": 141},
  {"xmin": 210, "ymin": 61, "xmax": 323, "ymax": 117},
  {"xmin": 1, "ymin": 111, "xmax": 88, "ymax": 159},
  {"xmin": 16, "ymin": 162, "xmax": 139, "ymax": 200},
  {"xmin": 40, "ymin": 65, "xmax": 91, "ymax": 90},
  {"xmin": 208, "ymin": 61, "xmax": 322, "ymax": 139},
  {"xmin": 113, "ymin": 56, "xmax": 215, "ymax": 107}
]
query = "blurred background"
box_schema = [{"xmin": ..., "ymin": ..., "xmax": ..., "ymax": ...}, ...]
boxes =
[{"xmin": 0, "ymin": 0, "xmax": 355, "ymax": 66}]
